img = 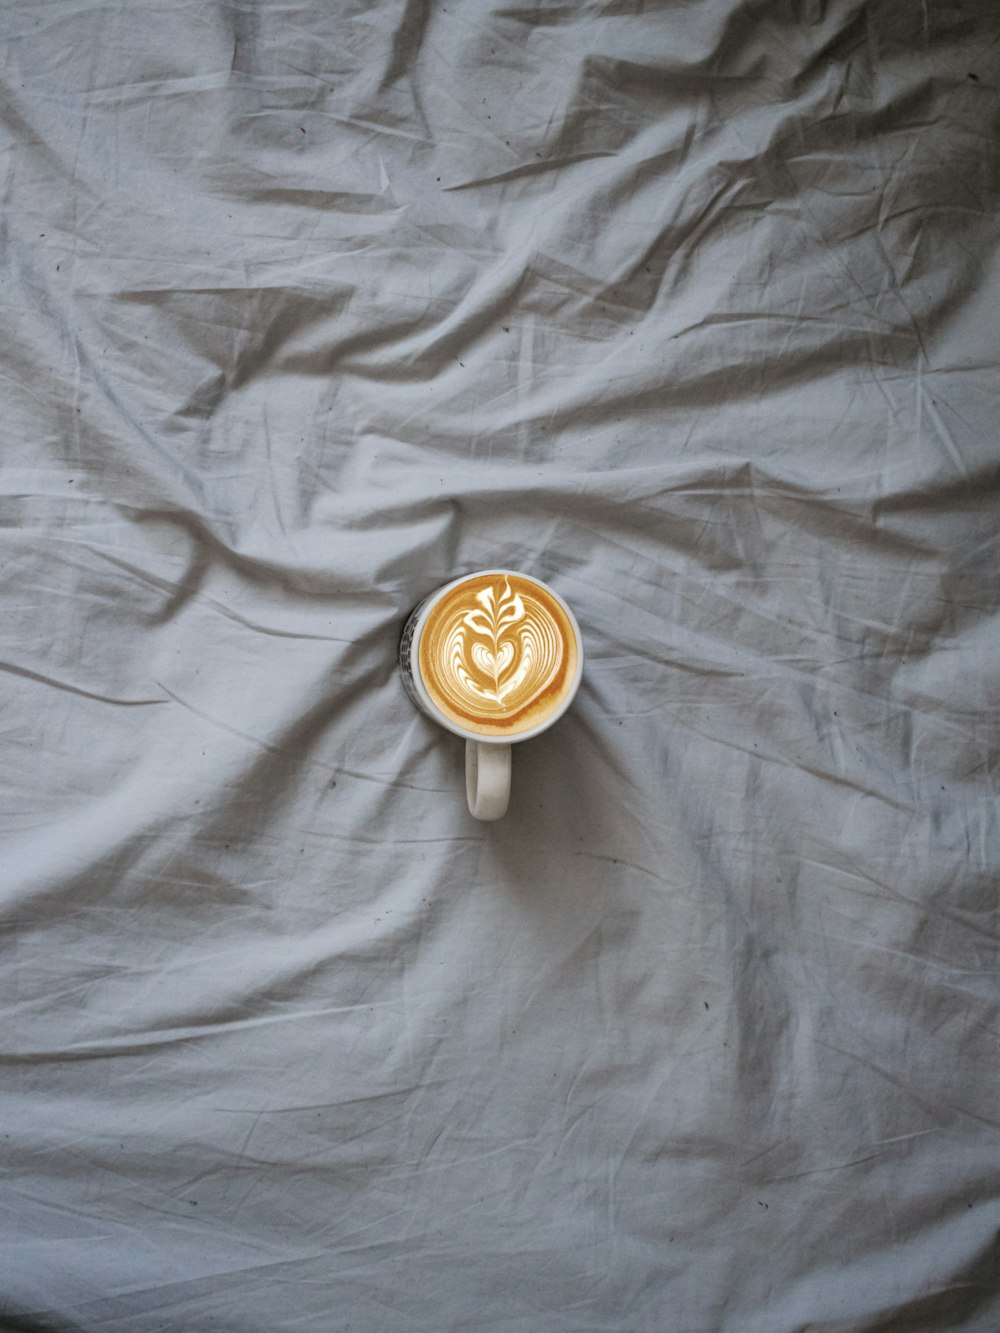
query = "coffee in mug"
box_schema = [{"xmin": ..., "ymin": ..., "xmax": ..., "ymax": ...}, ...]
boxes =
[{"xmin": 401, "ymin": 570, "xmax": 583, "ymax": 819}]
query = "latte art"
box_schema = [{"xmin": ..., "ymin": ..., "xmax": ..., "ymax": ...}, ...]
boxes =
[
  {"xmin": 444, "ymin": 582, "xmax": 560, "ymax": 707},
  {"xmin": 418, "ymin": 574, "xmax": 578, "ymax": 737}
]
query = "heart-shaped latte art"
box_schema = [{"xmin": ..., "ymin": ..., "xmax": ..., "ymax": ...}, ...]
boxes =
[
  {"xmin": 419, "ymin": 574, "xmax": 575, "ymax": 733},
  {"xmin": 470, "ymin": 640, "xmax": 515, "ymax": 683}
]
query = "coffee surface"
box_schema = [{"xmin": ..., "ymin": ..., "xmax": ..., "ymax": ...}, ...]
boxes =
[{"xmin": 418, "ymin": 574, "xmax": 578, "ymax": 737}]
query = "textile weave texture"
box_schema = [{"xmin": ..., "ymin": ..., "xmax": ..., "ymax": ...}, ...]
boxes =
[{"xmin": 2, "ymin": 1, "xmax": 999, "ymax": 1329}]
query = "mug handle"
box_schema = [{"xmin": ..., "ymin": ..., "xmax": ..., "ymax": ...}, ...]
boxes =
[{"xmin": 465, "ymin": 743, "xmax": 511, "ymax": 820}]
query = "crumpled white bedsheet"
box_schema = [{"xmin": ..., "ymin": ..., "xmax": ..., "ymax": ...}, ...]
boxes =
[{"xmin": 2, "ymin": 1, "xmax": 998, "ymax": 1329}]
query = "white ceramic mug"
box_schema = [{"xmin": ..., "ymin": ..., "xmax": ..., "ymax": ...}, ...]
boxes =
[{"xmin": 400, "ymin": 570, "xmax": 584, "ymax": 820}]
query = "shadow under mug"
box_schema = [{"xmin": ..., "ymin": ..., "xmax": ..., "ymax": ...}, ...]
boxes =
[{"xmin": 400, "ymin": 570, "xmax": 584, "ymax": 820}]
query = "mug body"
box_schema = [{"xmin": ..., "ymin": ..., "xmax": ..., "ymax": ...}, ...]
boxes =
[{"xmin": 400, "ymin": 569, "xmax": 583, "ymax": 745}]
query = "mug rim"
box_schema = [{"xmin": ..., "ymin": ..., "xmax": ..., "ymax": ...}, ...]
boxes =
[{"xmin": 408, "ymin": 568, "xmax": 584, "ymax": 745}]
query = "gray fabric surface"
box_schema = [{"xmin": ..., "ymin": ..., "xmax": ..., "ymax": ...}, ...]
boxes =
[{"xmin": 2, "ymin": 1, "xmax": 999, "ymax": 1329}]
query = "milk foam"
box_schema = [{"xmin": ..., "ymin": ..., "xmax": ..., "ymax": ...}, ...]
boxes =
[{"xmin": 418, "ymin": 574, "xmax": 577, "ymax": 737}]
